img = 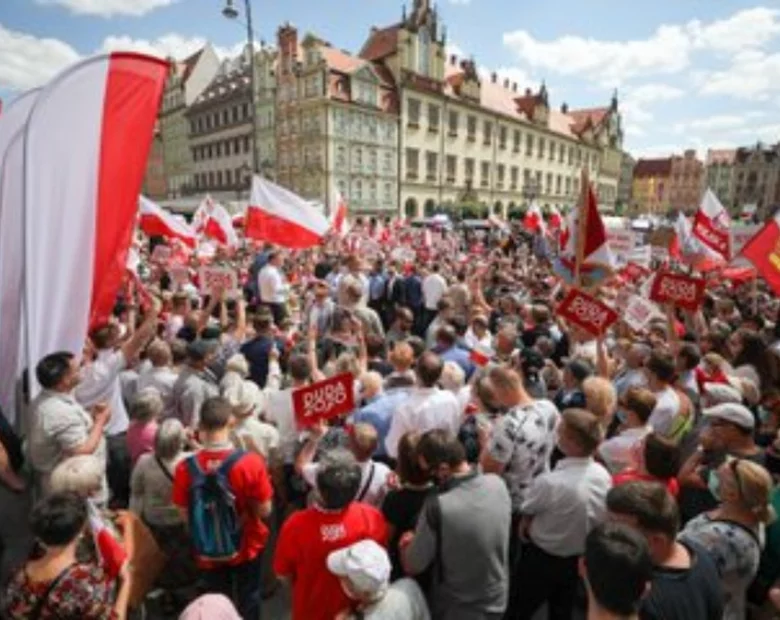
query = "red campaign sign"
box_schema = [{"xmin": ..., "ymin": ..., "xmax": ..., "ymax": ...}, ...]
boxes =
[
  {"xmin": 692, "ymin": 213, "xmax": 730, "ymax": 258},
  {"xmin": 293, "ymin": 373, "xmax": 355, "ymax": 427},
  {"xmin": 556, "ymin": 288, "xmax": 618, "ymax": 337},
  {"xmin": 649, "ymin": 271, "xmax": 706, "ymax": 311},
  {"xmin": 621, "ymin": 262, "xmax": 650, "ymax": 281}
]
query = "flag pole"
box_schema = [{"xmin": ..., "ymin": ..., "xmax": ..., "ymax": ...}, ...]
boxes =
[
  {"xmin": 752, "ymin": 273, "xmax": 759, "ymax": 315},
  {"xmin": 574, "ymin": 167, "xmax": 589, "ymax": 288}
]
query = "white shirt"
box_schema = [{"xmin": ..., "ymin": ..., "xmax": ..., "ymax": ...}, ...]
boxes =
[
  {"xmin": 384, "ymin": 387, "xmax": 461, "ymax": 458},
  {"xmin": 463, "ymin": 328, "xmax": 493, "ymax": 351},
  {"xmin": 136, "ymin": 365, "xmax": 178, "ymax": 418},
  {"xmin": 302, "ymin": 459, "xmax": 391, "ymax": 508},
  {"xmin": 75, "ymin": 349, "xmax": 129, "ymax": 436},
  {"xmin": 422, "ymin": 273, "xmax": 448, "ymax": 310},
  {"xmin": 265, "ymin": 388, "xmax": 298, "ymax": 463},
  {"xmin": 523, "ymin": 457, "xmax": 612, "ymax": 557},
  {"xmin": 258, "ymin": 264, "xmax": 286, "ymax": 304},
  {"xmin": 363, "ymin": 577, "xmax": 431, "ymax": 620},
  {"xmin": 598, "ymin": 425, "xmax": 651, "ymax": 474},
  {"xmin": 164, "ymin": 314, "xmax": 184, "ymax": 342},
  {"xmin": 649, "ymin": 386, "xmax": 680, "ymax": 437}
]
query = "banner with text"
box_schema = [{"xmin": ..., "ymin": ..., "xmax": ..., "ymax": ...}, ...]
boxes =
[
  {"xmin": 293, "ymin": 373, "xmax": 355, "ymax": 427},
  {"xmin": 649, "ymin": 271, "xmax": 705, "ymax": 310},
  {"xmin": 556, "ymin": 288, "xmax": 618, "ymax": 337},
  {"xmin": 198, "ymin": 266, "xmax": 238, "ymax": 296}
]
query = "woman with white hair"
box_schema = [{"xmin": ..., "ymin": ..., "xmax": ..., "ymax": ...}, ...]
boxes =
[{"xmin": 224, "ymin": 379, "xmax": 280, "ymax": 462}]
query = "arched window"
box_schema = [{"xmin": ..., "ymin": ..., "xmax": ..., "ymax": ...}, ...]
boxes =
[
  {"xmin": 418, "ymin": 28, "xmax": 431, "ymax": 76},
  {"xmin": 405, "ymin": 197, "xmax": 418, "ymax": 218},
  {"xmin": 424, "ymin": 198, "xmax": 436, "ymax": 217},
  {"xmin": 494, "ymin": 201, "xmax": 503, "ymax": 215}
]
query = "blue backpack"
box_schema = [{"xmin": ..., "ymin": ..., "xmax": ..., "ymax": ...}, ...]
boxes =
[{"xmin": 186, "ymin": 450, "xmax": 245, "ymax": 563}]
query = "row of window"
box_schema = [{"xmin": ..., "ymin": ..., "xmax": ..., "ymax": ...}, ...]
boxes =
[
  {"xmin": 406, "ymin": 98, "xmax": 598, "ymax": 168},
  {"xmin": 193, "ymin": 168, "xmax": 251, "ymax": 190},
  {"xmin": 334, "ymin": 145, "xmax": 395, "ymax": 175},
  {"xmin": 404, "ymin": 148, "xmax": 584, "ymax": 195},
  {"xmin": 192, "ymin": 136, "xmax": 253, "ymax": 161},
  {"xmin": 190, "ymin": 103, "xmax": 252, "ymax": 135}
]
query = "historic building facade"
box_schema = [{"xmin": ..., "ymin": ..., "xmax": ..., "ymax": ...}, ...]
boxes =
[
  {"xmin": 632, "ymin": 158, "xmax": 672, "ymax": 215},
  {"xmin": 358, "ymin": 0, "xmax": 623, "ymax": 217},
  {"xmin": 158, "ymin": 45, "xmax": 220, "ymax": 198},
  {"xmin": 616, "ymin": 151, "xmax": 635, "ymax": 213},
  {"xmin": 141, "ymin": 122, "xmax": 167, "ymax": 199},
  {"xmin": 705, "ymin": 149, "xmax": 736, "ymax": 212},
  {"xmin": 668, "ymin": 149, "xmax": 704, "ymax": 213},
  {"xmin": 731, "ymin": 144, "xmax": 780, "ymax": 220}
]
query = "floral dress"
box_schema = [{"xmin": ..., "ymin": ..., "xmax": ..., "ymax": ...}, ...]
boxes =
[
  {"xmin": 3, "ymin": 562, "xmax": 116, "ymax": 619},
  {"xmin": 679, "ymin": 514, "xmax": 762, "ymax": 620}
]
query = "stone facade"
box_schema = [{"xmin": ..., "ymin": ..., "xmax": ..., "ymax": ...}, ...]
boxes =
[
  {"xmin": 617, "ymin": 151, "xmax": 635, "ymax": 213},
  {"xmin": 668, "ymin": 149, "xmax": 704, "ymax": 213},
  {"xmin": 705, "ymin": 149, "xmax": 736, "ymax": 213},
  {"xmin": 632, "ymin": 158, "xmax": 672, "ymax": 215},
  {"xmin": 732, "ymin": 143, "xmax": 780, "ymax": 220}
]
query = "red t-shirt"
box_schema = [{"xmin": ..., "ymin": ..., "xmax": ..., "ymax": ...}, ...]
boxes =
[
  {"xmin": 171, "ymin": 449, "xmax": 273, "ymax": 569},
  {"xmin": 612, "ymin": 469, "xmax": 680, "ymax": 498},
  {"xmin": 273, "ymin": 502, "xmax": 387, "ymax": 620}
]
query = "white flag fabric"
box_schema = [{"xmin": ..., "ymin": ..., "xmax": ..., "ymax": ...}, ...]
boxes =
[
  {"xmin": 0, "ymin": 89, "xmax": 39, "ymax": 422},
  {"xmin": 24, "ymin": 53, "xmax": 167, "ymax": 399},
  {"xmin": 329, "ymin": 189, "xmax": 350, "ymax": 237},
  {"xmin": 245, "ymin": 175, "xmax": 329, "ymax": 248},
  {"xmin": 692, "ymin": 188, "xmax": 731, "ymax": 260},
  {"xmin": 139, "ymin": 195, "xmax": 198, "ymax": 248},
  {"xmin": 201, "ymin": 198, "xmax": 239, "ymax": 247}
]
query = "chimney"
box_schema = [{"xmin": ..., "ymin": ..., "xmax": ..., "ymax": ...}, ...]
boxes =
[
  {"xmin": 491, "ymin": 72, "xmax": 497, "ymax": 84},
  {"xmin": 504, "ymin": 78, "xmax": 510, "ymax": 89},
  {"xmin": 512, "ymin": 82, "xmax": 517, "ymax": 92},
  {"xmin": 561, "ymin": 102, "xmax": 568, "ymax": 114},
  {"xmin": 450, "ymin": 54, "xmax": 457, "ymax": 66},
  {"xmin": 525, "ymin": 87, "xmax": 532, "ymax": 96}
]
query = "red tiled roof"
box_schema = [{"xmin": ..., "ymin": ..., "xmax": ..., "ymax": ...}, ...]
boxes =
[
  {"xmin": 634, "ymin": 158, "xmax": 672, "ymax": 177},
  {"xmin": 513, "ymin": 94, "xmax": 539, "ymax": 119},
  {"xmin": 321, "ymin": 47, "xmax": 364, "ymax": 74},
  {"xmin": 359, "ymin": 25, "xmax": 401, "ymax": 61},
  {"xmin": 569, "ymin": 107, "xmax": 609, "ymax": 135}
]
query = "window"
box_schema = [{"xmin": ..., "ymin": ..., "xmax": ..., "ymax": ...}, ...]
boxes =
[
  {"xmin": 226, "ymin": 169, "xmax": 233, "ymax": 185},
  {"xmin": 369, "ymin": 149, "xmax": 378, "ymax": 172},
  {"xmin": 559, "ymin": 143, "xmax": 565, "ymax": 163},
  {"xmin": 216, "ymin": 142, "xmax": 222, "ymax": 157},
  {"xmin": 383, "ymin": 150, "xmax": 393, "ymax": 174},
  {"xmin": 499, "ymin": 126, "xmax": 507, "ymax": 150},
  {"xmin": 565, "ymin": 176, "xmax": 572, "ymax": 195},
  {"xmin": 217, "ymin": 170, "xmax": 223, "ymax": 187},
  {"xmin": 408, "ymin": 98, "xmax": 421, "ymax": 127},
  {"xmin": 232, "ymin": 107, "xmax": 239, "ymax": 123},
  {"xmin": 369, "ymin": 180, "xmax": 377, "ymax": 201},
  {"xmin": 406, "ymin": 148, "xmax": 419, "ymax": 179},
  {"xmin": 208, "ymin": 171, "xmax": 214, "ymax": 187},
  {"xmin": 497, "ymin": 164, "xmax": 505, "ymax": 188},
  {"xmin": 524, "ymin": 168, "xmax": 531, "ymax": 186},
  {"xmin": 426, "ymin": 151, "xmax": 438, "ymax": 181},
  {"xmin": 244, "ymin": 136, "xmax": 250, "ymax": 153},
  {"xmin": 483, "ymin": 120, "xmax": 493, "ymax": 146},
  {"xmin": 354, "ymin": 180, "xmax": 363, "ymax": 201},
  {"xmin": 526, "ymin": 134, "xmax": 534, "ymax": 156},
  {"xmin": 511, "ymin": 166, "xmax": 519, "ymax": 190},
  {"xmin": 243, "ymin": 103, "xmax": 249, "ymax": 118},
  {"xmin": 467, "ymin": 115, "xmax": 477, "ymax": 141},
  {"xmin": 190, "ymin": 120, "xmax": 197, "ymax": 135},
  {"xmin": 548, "ymin": 140, "xmax": 555, "ymax": 161},
  {"xmin": 428, "ymin": 104, "xmax": 440, "ymax": 133},
  {"xmin": 538, "ymin": 138, "xmax": 545, "ymax": 159},
  {"xmin": 568, "ymin": 146, "xmax": 574, "ymax": 165},
  {"xmin": 418, "ymin": 28, "xmax": 431, "ymax": 76},
  {"xmin": 535, "ymin": 170, "xmax": 543, "ymax": 188},
  {"xmin": 222, "ymin": 110, "xmax": 229, "ymax": 125},
  {"xmin": 446, "ymin": 155, "xmax": 456, "ymax": 183},
  {"xmin": 384, "ymin": 182, "xmax": 392, "ymax": 201},
  {"xmin": 481, "ymin": 161, "xmax": 490, "ymax": 187},
  {"xmin": 355, "ymin": 147, "xmax": 363, "ymax": 168},
  {"xmin": 546, "ymin": 172, "xmax": 552, "ymax": 194},
  {"xmin": 465, "ymin": 158, "xmax": 475, "ymax": 181},
  {"xmin": 224, "ymin": 141, "xmax": 231, "ymax": 156},
  {"xmin": 577, "ymin": 148, "xmax": 582, "ymax": 165},
  {"xmin": 448, "ymin": 110, "xmax": 458, "ymax": 136},
  {"xmin": 513, "ymin": 130, "xmax": 521, "ymax": 153},
  {"xmin": 556, "ymin": 174, "xmax": 562, "ymax": 195}
]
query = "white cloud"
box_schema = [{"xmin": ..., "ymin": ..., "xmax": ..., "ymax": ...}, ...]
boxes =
[
  {"xmin": 0, "ymin": 23, "xmax": 80, "ymax": 92},
  {"xmin": 673, "ymin": 115, "xmax": 747, "ymax": 134},
  {"xmin": 620, "ymin": 83, "xmax": 684, "ymax": 131},
  {"xmin": 502, "ymin": 7, "xmax": 780, "ymax": 86},
  {"xmin": 697, "ymin": 49, "xmax": 780, "ymax": 100},
  {"xmin": 37, "ymin": 0, "xmax": 178, "ymax": 18},
  {"xmin": 100, "ymin": 34, "xmax": 209, "ymax": 59}
]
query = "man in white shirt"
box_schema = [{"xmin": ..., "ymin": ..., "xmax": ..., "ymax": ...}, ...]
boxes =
[
  {"xmin": 598, "ymin": 387, "xmax": 655, "ymax": 474},
  {"xmin": 645, "ymin": 351, "xmax": 681, "ymax": 438},
  {"xmin": 422, "ymin": 263, "xmax": 448, "ymax": 330},
  {"xmin": 511, "ymin": 408, "xmax": 612, "ymax": 620},
  {"xmin": 258, "ymin": 251, "xmax": 287, "ymax": 325},
  {"xmin": 75, "ymin": 309, "xmax": 157, "ymax": 507},
  {"xmin": 384, "ymin": 352, "xmax": 461, "ymax": 459},
  {"xmin": 136, "ymin": 339, "xmax": 179, "ymax": 418}
]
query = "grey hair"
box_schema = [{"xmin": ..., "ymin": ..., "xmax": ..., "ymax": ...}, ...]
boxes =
[
  {"xmin": 439, "ymin": 361, "xmax": 465, "ymax": 392},
  {"xmin": 50, "ymin": 455, "xmax": 104, "ymax": 498},
  {"xmin": 131, "ymin": 387, "xmax": 164, "ymax": 422},
  {"xmin": 155, "ymin": 418, "xmax": 186, "ymax": 461}
]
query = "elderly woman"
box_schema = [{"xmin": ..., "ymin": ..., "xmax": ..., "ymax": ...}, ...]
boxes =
[
  {"xmin": 126, "ymin": 388, "xmax": 163, "ymax": 467},
  {"xmin": 3, "ymin": 492, "xmax": 131, "ymax": 620},
  {"xmin": 225, "ymin": 379, "xmax": 280, "ymax": 462},
  {"xmin": 583, "ymin": 376, "xmax": 618, "ymax": 430},
  {"xmin": 680, "ymin": 458, "xmax": 775, "ymax": 620}
]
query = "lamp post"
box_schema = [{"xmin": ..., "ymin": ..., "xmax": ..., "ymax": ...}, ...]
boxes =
[{"xmin": 223, "ymin": 0, "xmax": 260, "ymax": 174}]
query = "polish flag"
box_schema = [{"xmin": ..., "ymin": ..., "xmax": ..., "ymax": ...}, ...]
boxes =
[
  {"xmin": 330, "ymin": 190, "xmax": 350, "ymax": 237},
  {"xmin": 202, "ymin": 199, "xmax": 239, "ymax": 247},
  {"xmin": 245, "ymin": 175, "xmax": 330, "ymax": 248},
  {"xmin": 692, "ymin": 189, "xmax": 731, "ymax": 261},
  {"xmin": 469, "ymin": 344, "xmax": 494, "ymax": 367},
  {"xmin": 0, "ymin": 88, "xmax": 39, "ymax": 423},
  {"xmin": 22, "ymin": 53, "xmax": 167, "ymax": 399},
  {"xmin": 671, "ymin": 211, "xmax": 724, "ymax": 269},
  {"xmin": 548, "ymin": 205, "xmax": 563, "ymax": 230},
  {"xmin": 523, "ymin": 202, "xmax": 546, "ymax": 234},
  {"xmin": 88, "ymin": 502, "xmax": 126, "ymax": 579},
  {"xmin": 740, "ymin": 210, "xmax": 780, "ymax": 295},
  {"xmin": 139, "ymin": 195, "xmax": 197, "ymax": 248},
  {"xmin": 191, "ymin": 196, "xmax": 211, "ymax": 233}
]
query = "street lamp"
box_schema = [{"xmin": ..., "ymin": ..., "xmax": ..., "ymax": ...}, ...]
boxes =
[{"xmin": 222, "ymin": 0, "xmax": 260, "ymax": 174}]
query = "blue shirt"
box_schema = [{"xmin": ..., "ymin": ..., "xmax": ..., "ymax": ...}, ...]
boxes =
[
  {"xmin": 369, "ymin": 273, "xmax": 387, "ymax": 302},
  {"xmin": 404, "ymin": 275, "xmax": 423, "ymax": 309},
  {"xmin": 240, "ymin": 335, "xmax": 280, "ymax": 388},
  {"xmin": 353, "ymin": 389, "xmax": 410, "ymax": 457},
  {"xmin": 438, "ymin": 345, "xmax": 476, "ymax": 381}
]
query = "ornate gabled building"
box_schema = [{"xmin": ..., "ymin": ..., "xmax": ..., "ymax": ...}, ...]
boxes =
[
  {"xmin": 358, "ymin": 0, "xmax": 623, "ymax": 216},
  {"xmin": 732, "ymin": 143, "xmax": 780, "ymax": 220},
  {"xmin": 706, "ymin": 149, "xmax": 737, "ymax": 213},
  {"xmin": 632, "ymin": 158, "xmax": 672, "ymax": 215}
]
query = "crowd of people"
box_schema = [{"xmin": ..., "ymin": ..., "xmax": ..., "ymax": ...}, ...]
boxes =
[{"xmin": 1, "ymin": 217, "xmax": 780, "ymax": 620}]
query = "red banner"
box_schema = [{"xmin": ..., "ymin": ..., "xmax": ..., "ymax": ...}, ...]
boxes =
[
  {"xmin": 293, "ymin": 373, "xmax": 355, "ymax": 427},
  {"xmin": 621, "ymin": 262, "xmax": 651, "ymax": 281},
  {"xmin": 649, "ymin": 271, "xmax": 705, "ymax": 310},
  {"xmin": 556, "ymin": 288, "xmax": 618, "ymax": 337},
  {"xmin": 692, "ymin": 212, "xmax": 730, "ymax": 258}
]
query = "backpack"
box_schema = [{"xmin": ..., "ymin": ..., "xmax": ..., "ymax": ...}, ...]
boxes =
[{"xmin": 186, "ymin": 450, "xmax": 246, "ymax": 563}]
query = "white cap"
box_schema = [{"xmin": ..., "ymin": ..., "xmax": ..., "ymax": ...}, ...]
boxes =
[
  {"xmin": 703, "ymin": 382, "xmax": 743, "ymax": 406},
  {"xmin": 326, "ymin": 540, "xmax": 391, "ymax": 595},
  {"xmin": 703, "ymin": 403, "xmax": 755, "ymax": 430}
]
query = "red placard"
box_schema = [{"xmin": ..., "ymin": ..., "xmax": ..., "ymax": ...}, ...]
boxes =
[
  {"xmin": 621, "ymin": 262, "xmax": 650, "ymax": 282},
  {"xmin": 556, "ymin": 288, "xmax": 618, "ymax": 337},
  {"xmin": 293, "ymin": 373, "xmax": 355, "ymax": 427},
  {"xmin": 649, "ymin": 271, "xmax": 705, "ymax": 310}
]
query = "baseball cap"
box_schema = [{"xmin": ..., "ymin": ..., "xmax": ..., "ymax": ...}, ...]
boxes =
[
  {"xmin": 702, "ymin": 382, "xmax": 743, "ymax": 406},
  {"xmin": 703, "ymin": 403, "xmax": 755, "ymax": 430},
  {"xmin": 326, "ymin": 540, "xmax": 391, "ymax": 596}
]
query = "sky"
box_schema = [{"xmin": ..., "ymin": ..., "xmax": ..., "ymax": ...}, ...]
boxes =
[{"xmin": 2, "ymin": 0, "xmax": 780, "ymax": 159}]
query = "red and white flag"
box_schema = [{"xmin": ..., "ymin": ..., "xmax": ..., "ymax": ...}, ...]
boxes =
[
  {"xmin": 692, "ymin": 188, "xmax": 731, "ymax": 261},
  {"xmin": 329, "ymin": 189, "xmax": 350, "ymax": 237},
  {"xmin": 523, "ymin": 202, "xmax": 546, "ymax": 234},
  {"xmin": 201, "ymin": 198, "xmax": 239, "ymax": 247},
  {"xmin": 548, "ymin": 205, "xmax": 563, "ymax": 230},
  {"xmin": 671, "ymin": 211, "xmax": 724, "ymax": 270},
  {"xmin": 191, "ymin": 196, "xmax": 211, "ymax": 233},
  {"xmin": 0, "ymin": 88, "xmax": 39, "ymax": 423},
  {"xmin": 139, "ymin": 195, "xmax": 197, "ymax": 248},
  {"xmin": 740, "ymin": 210, "xmax": 780, "ymax": 295},
  {"xmin": 245, "ymin": 175, "xmax": 330, "ymax": 248},
  {"xmin": 23, "ymin": 53, "xmax": 167, "ymax": 398}
]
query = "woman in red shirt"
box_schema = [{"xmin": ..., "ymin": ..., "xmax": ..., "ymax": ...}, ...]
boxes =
[{"xmin": 613, "ymin": 432, "xmax": 682, "ymax": 498}]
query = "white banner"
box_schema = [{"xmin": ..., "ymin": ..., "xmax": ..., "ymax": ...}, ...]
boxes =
[
  {"xmin": 623, "ymin": 295, "xmax": 663, "ymax": 332},
  {"xmin": 607, "ymin": 228, "xmax": 638, "ymax": 266}
]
